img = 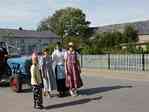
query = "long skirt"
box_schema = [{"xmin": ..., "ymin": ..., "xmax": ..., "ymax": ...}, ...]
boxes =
[
  {"xmin": 42, "ymin": 65, "xmax": 57, "ymax": 92},
  {"xmin": 32, "ymin": 85, "xmax": 43, "ymax": 106},
  {"xmin": 55, "ymin": 65, "xmax": 67, "ymax": 92},
  {"xmin": 65, "ymin": 63, "xmax": 83, "ymax": 90}
]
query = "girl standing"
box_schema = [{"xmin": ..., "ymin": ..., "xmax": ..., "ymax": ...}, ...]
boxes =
[{"xmin": 30, "ymin": 53, "xmax": 43, "ymax": 109}]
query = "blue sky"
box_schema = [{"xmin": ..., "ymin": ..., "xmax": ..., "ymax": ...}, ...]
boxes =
[{"xmin": 0, "ymin": 0, "xmax": 149, "ymax": 30}]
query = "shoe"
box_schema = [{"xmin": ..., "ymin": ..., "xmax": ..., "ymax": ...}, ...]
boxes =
[
  {"xmin": 43, "ymin": 91, "xmax": 48, "ymax": 96},
  {"xmin": 58, "ymin": 92, "xmax": 62, "ymax": 97},
  {"xmin": 33, "ymin": 104, "xmax": 36, "ymax": 109},
  {"xmin": 48, "ymin": 92, "xmax": 53, "ymax": 97},
  {"xmin": 69, "ymin": 90, "xmax": 73, "ymax": 96},
  {"xmin": 59, "ymin": 92, "xmax": 66, "ymax": 97},
  {"xmin": 62, "ymin": 92, "xmax": 66, "ymax": 97},
  {"xmin": 69, "ymin": 90, "xmax": 76, "ymax": 97},
  {"xmin": 36, "ymin": 105, "xmax": 44, "ymax": 109},
  {"xmin": 74, "ymin": 90, "xmax": 78, "ymax": 96}
]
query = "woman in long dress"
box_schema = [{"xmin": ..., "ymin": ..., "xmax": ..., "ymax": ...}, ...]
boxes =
[
  {"xmin": 64, "ymin": 42, "xmax": 83, "ymax": 96},
  {"xmin": 41, "ymin": 48, "xmax": 57, "ymax": 97}
]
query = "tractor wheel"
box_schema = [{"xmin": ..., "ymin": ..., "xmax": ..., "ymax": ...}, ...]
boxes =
[{"xmin": 10, "ymin": 74, "xmax": 22, "ymax": 92}]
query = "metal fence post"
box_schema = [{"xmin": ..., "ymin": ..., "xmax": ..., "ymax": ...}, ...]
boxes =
[
  {"xmin": 108, "ymin": 53, "xmax": 110, "ymax": 70},
  {"xmin": 142, "ymin": 53, "xmax": 145, "ymax": 71}
]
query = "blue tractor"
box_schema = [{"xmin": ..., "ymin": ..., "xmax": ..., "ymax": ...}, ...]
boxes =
[
  {"xmin": 8, "ymin": 56, "xmax": 32, "ymax": 92},
  {"xmin": 0, "ymin": 42, "xmax": 32, "ymax": 92}
]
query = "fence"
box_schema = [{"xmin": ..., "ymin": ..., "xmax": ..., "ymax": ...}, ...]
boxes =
[{"xmin": 80, "ymin": 54, "xmax": 149, "ymax": 72}]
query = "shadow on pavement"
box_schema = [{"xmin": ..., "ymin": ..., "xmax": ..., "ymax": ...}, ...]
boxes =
[
  {"xmin": 45, "ymin": 96, "xmax": 102, "ymax": 110},
  {"xmin": 78, "ymin": 85, "xmax": 132, "ymax": 96},
  {"xmin": 21, "ymin": 88, "xmax": 32, "ymax": 93}
]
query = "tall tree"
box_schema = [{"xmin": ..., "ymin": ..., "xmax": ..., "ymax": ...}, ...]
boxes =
[
  {"xmin": 123, "ymin": 25, "xmax": 139, "ymax": 43},
  {"xmin": 37, "ymin": 7, "xmax": 90, "ymax": 39}
]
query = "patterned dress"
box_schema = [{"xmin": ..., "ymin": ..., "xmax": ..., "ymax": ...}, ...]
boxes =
[
  {"xmin": 65, "ymin": 51, "xmax": 83, "ymax": 90},
  {"xmin": 41, "ymin": 56, "xmax": 57, "ymax": 92}
]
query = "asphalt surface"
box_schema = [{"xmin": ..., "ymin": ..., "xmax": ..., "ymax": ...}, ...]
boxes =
[{"xmin": 0, "ymin": 73, "xmax": 149, "ymax": 112}]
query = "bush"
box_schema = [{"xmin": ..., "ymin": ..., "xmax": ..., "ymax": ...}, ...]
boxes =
[
  {"xmin": 63, "ymin": 36, "xmax": 81, "ymax": 50},
  {"xmin": 47, "ymin": 43, "xmax": 56, "ymax": 54}
]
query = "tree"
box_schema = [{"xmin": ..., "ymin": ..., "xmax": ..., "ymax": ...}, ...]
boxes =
[
  {"xmin": 37, "ymin": 18, "xmax": 51, "ymax": 31},
  {"xmin": 37, "ymin": 7, "xmax": 90, "ymax": 39},
  {"xmin": 85, "ymin": 25, "xmax": 139, "ymax": 54},
  {"xmin": 47, "ymin": 43, "xmax": 56, "ymax": 54},
  {"xmin": 0, "ymin": 31, "xmax": 15, "ymax": 40},
  {"xmin": 90, "ymin": 31, "xmax": 124, "ymax": 53},
  {"xmin": 63, "ymin": 36, "xmax": 81, "ymax": 50},
  {"xmin": 123, "ymin": 25, "xmax": 139, "ymax": 43}
]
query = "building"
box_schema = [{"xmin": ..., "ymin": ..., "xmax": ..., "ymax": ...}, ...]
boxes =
[
  {"xmin": 92, "ymin": 20, "xmax": 149, "ymax": 43},
  {"xmin": 91, "ymin": 20, "xmax": 149, "ymax": 50},
  {"xmin": 0, "ymin": 28, "xmax": 60, "ymax": 55}
]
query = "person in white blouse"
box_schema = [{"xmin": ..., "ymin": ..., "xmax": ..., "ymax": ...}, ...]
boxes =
[{"xmin": 52, "ymin": 42, "xmax": 67, "ymax": 97}]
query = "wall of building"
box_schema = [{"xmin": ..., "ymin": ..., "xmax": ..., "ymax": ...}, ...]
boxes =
[
  {"xmin": 139, "ymin": 35, "xmax": 149, "ymax": 43},
  {"xmin": 0, "ymin": 37, "xmax": 59, "ymax": 55}
]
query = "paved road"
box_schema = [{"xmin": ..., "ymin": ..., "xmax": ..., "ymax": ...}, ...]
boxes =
[{"xmin": 0, "ymin": 74, "xmax": 149, "ymax": 112}]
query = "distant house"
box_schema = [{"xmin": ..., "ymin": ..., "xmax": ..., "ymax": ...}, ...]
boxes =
[
  {"xmin": 91, "ymin": 20, "xmax": 149, "ymax": 43},
  {"xmin": 91, "ymin": 20, "xmax": 149, "ymax": 50},
  {"xmin": 0, "ymin": 28, "xmax": 60, "ymax": 55}
]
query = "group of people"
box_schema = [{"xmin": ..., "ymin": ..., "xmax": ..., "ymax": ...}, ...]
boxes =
[{"xmin": 30, "ymin": 42, "xmax": 83, "ymax": 109}]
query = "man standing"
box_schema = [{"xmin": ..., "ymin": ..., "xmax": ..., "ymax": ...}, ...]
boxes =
[
  {"xmin": 0, "ymin": 42, "xmax": 9, "ymax": 77},
  {"xmin": 52, "ymin": 42, "xmax": 67, "ymax": 97}
]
